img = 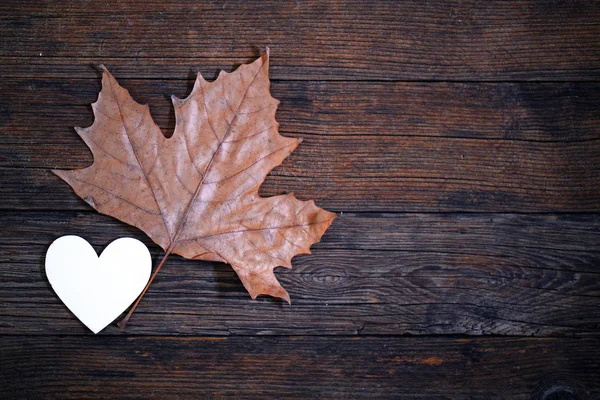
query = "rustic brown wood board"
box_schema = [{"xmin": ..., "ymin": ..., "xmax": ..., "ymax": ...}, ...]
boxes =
[{"xmin": 1, "ymin": 1, "xmax": 599, "ymax": 399}]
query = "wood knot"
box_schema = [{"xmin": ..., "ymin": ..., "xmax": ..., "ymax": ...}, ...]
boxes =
[
  {"xmin": 532, "ymin": 378, "xmax": 590, "ymax": 400},
  {"xmin": 539, "ymin": 385, "xmax": 576, "ymax": 400}
]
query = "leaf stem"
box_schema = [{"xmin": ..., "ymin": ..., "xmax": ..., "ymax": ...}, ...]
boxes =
[{"xmin": 117, "ymin": 244, "xmax": 175, "ymax": 328}]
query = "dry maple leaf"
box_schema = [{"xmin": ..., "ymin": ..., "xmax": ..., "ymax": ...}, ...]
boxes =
[{"xmin": 53, "ymin": 49, "xmax": 336, "ymax": 326}]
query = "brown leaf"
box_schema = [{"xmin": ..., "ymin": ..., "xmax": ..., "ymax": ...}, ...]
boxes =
[{"xmin": 53, "ymin": 50, "xmax": 335, "ymax": 318}]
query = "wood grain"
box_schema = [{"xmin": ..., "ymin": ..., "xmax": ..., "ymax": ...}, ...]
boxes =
[
  {"xmin": 4, "ymin": 80, "xmax": 600, "ymax": 144},
  {"xmin": 3, "ymin": 149, "xmax": 598, "ymax": 213},
  {"xmin": 2, "ymin": 80, "xmax": 599, "ymax": 212},
  {"xmin": 2, "ymin": 212, "xmax": 598, "ymax": 336},
  {"xmin": 1, "ymin": 336, "xmax": 599, "ymax": 399},
  {"xmin": 1, "ymin": 1, "xmax": 599, "ymax": 81}
]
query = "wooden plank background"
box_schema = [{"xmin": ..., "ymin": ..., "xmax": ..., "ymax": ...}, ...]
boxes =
[{"xmin": 1, "ymin": 1, "xmax": 599, "ymax": 398}]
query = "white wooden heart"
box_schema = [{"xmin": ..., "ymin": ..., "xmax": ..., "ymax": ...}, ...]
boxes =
[{"xmin": 45, "ymin": 235, "xmax": 151, "ymax": 334}]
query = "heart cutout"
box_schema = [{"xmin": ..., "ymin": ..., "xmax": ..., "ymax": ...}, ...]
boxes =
[{"xmin": 45, "ymin": 235, "xmax": 151, "ymax": 333}]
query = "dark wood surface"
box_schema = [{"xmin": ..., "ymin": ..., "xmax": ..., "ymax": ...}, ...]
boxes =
[
  {"xmin": 3, "ymin": 336, "xmax": 599, "ymax": 399},
  {"xmin": 1, "ymin": 1, "xmax": 599, "ymax": 399},
  {"xmin": 3, "ymin": 211, "xmax": 600, "ymax": 336}
]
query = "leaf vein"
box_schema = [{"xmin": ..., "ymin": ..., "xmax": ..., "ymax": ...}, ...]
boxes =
[
  {"xmin": 106, "ymin": 75, "xmax": 172, "ymax": 240},
  {"xmin": 203, "ymin": 142, "xmax": 295, "ymax": 185},
  {"xmin": 69, "ymin": 176, "xmax": 160, "ymax": 215}
]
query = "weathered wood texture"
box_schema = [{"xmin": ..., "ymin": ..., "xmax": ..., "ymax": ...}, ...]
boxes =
[
  {"xmin": 4, "ymin": 80, "xmax": 600, "ymax": 144},
  {"xmin": 2, "ymin": 80, "xmax": 599, "ymax": 212},
  {"xmin": 1, "ymin": 1, "xmax": 599, "ymax": 81},
  {"xmin": 2, "ymin": 0, "xmax": 600, "ymax": 398},
  {"xmin": 2, "ymin": 211, "xmax": 599, "ymax": 336},
  {"xmin": 2, "ymin": 336, "xmax": 599, "ymax": 400}
]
